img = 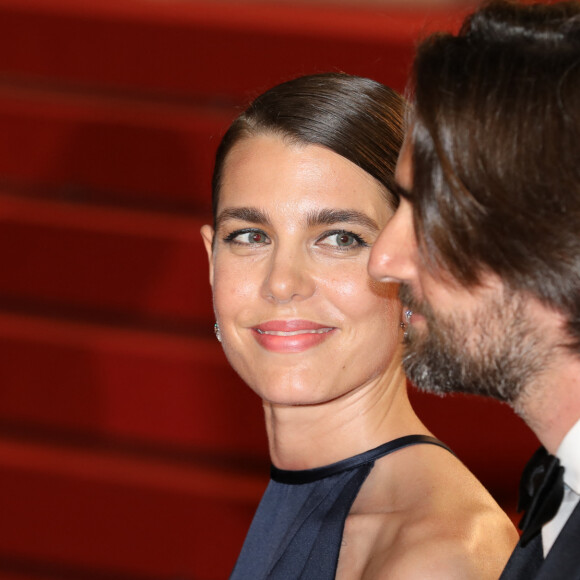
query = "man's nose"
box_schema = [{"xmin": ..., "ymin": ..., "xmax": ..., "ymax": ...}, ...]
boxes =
[{"xmin": 368, "ymin": 199, "xmax": 419, "ymax": 285}]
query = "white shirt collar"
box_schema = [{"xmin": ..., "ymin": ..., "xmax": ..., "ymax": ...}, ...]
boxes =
[{"xmin": 556, "ymin": 418, "xmax": 580, "ymax": 494}]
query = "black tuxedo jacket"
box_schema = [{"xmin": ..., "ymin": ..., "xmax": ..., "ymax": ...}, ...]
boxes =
[{"xmin": 500, "ymin": 501, "xmax": 580, "ymax": 579}]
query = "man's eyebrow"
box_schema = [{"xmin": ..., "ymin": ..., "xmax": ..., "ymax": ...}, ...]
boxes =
[
  {"xmin": 306, "ymin": 208, "xmax": 379, "ymax": 231},
  {"xmin": 215, "ymin": 207, "xmax": 272, "ymax": 229},
  {"xmin": 391, "ymin": 180, "xmax": 412, "ymax": 201}
]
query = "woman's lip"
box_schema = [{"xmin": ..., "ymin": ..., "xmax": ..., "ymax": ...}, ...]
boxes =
[
  {"xmin": 255, "ymin": 328, "xmax": 334, "ymax": 336},
  {"xmin": 254, "ymin": 320, "xmax": 334, "ymax": 333},
  {"xmin": 251, "ymin": 323, "xmax": 336, "ymax": 353}
]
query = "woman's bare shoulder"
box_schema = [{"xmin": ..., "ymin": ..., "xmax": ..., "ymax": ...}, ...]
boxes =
[
  {"xmin": 365, "ymin": 521, "xmax": 515, "ymax": 580},
  {"xmin": 337, "ymin": 442, "xmax": 519, "ymax": 579},
  {"xmin": 340, "ymin": 489, "xmax": 518, "ymax": 579},
  {"xmin": 378, "ymin": 497, "xmax": 518, "ymax": 579}
]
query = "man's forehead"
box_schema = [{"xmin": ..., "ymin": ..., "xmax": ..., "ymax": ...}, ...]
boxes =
[{"xmin": 395, "ymin": 137, "xmax": 413, "ymax": 191}]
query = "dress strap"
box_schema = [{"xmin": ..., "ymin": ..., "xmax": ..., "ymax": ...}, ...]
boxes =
[{"xmin": 271, "ymin": 434, "xmax": 453, "ymax": 485}]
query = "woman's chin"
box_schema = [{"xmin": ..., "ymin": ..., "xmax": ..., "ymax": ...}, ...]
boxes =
[{"xmin": 251, "ymin": 383, "xmax": 329, "ymax": 408}]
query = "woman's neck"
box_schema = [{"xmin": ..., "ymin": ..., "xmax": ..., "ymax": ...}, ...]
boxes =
[{"xmin": 263, "ymin": 366, "xmax": 429, "ymax": 470}]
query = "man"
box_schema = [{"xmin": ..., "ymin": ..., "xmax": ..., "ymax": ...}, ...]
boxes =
[{"xmin": 368, "ymin": 0, "xmax": 580, "ymax": 578}]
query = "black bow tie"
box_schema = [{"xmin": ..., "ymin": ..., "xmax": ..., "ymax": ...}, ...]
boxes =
[{"xmin": 517, "ymin": 446, "xmax": 565, "ymax": 546}]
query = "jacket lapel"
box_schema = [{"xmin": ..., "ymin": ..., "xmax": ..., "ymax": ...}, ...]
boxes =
[{"xmin": 535, "ymin": 501, "xmax": 580, "ymax": 579}]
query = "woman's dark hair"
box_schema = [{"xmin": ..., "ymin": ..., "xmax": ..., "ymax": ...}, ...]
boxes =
[
  {"xmin": 211, "ymin": 72, "xmax": 405, "ymax": 223},
  {"xmin": 409, "ymin": 0, "xmax": 580, "ymax": 348}
]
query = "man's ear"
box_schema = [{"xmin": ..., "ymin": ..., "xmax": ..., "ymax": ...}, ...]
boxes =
[{"xmin": 200, "ymin": 224, "xmax": 215, "ymax": 287}]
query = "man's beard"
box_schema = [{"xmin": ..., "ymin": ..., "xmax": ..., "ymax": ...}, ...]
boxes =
[{"xmin": 399, "ymin": 284, "xmax": 550, "ymax": 405}]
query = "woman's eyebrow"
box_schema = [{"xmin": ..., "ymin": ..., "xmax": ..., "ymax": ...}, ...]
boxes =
[
  {"xmin": 216, "ymin": 206, "xmax": 379, "ymax": 231},
  {"xmin": 216, "ymin": 207, "xmax": 272, "ymax": 229},
  {"xmin": 306, "ymin": 208, "xmax": 379, "ymax": 231}
]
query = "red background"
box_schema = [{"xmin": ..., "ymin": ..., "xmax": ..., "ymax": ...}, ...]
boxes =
[{"xmin": 0, "ymin": 1, "xmax": 538, "ymax": 578}]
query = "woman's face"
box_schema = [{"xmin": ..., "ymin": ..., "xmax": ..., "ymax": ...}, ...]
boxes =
[{"xmin": 201, "ymin": 134, "xmax": 402, "ymax": 406}]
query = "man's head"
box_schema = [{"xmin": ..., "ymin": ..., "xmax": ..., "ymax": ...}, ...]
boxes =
[{"xmin": 369, "ymin": 0, "xmax": 580, "ymax": 404}]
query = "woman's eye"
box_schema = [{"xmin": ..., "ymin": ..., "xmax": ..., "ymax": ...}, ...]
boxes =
[
  {"xmin": 224, "ymin": 229, "xmax": 270, "ymax": 245},
  {"xmin": 335, "ymin": 233, "xmax": 356, "ymax": 247},
  {"xmin": 319, "ymin": 231, "xmax": 367, "ymax": 249},
  {"xmin": 246, "ymin": 231, "xmax": 267, "ymax": 244}
]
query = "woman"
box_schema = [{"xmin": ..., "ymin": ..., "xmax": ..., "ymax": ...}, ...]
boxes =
[{"xmin": 201, "ymin": 73, "xmax": 517, "ymax": 579}]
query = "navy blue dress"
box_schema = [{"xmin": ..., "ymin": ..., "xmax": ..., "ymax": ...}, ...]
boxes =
[{"xmin": 230, "ymin": 434, "xmax": 452, "ymax": 579}]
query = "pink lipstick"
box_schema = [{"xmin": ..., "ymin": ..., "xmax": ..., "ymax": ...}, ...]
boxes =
[{"xmin": 252, "ymin": 320, "xmax": 335, "ymax": 353}]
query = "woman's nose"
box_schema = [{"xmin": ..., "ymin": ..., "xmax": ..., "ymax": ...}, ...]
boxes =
[
  {"xmin": 261, "ymin": 246, "xmax": 316, "ymax": 304},
  {"xmin": 368, "ymin": 200, "xmax": 419, "ymax": 285}
]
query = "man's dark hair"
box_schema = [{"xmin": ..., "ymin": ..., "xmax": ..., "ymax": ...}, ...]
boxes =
[
  {"xmin": 212, "ymin": 72, "xmax": 405, "ymax": 222},
  {"xmin": 409, "ymin": 0, "xmax": 580, "ymax": 348}
]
